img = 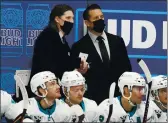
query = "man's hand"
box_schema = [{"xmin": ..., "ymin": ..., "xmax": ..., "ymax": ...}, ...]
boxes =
[{"xmin": 77, "ymin": 58, "xmax": 88, "ymax": 74}]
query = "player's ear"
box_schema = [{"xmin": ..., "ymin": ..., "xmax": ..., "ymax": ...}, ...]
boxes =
[
  {"xmin": 38, "ymin": 86, "xmax": 46, "ymax": 96},
  {"xmin": 151, "ymin": 90, "xmax": 155, "ymax": 97},
  {"xmin": 123, "ymin": 86, "xmax": 130, "ymax": 97},
  {"xmin": 55, "ymin": 16, "xmax": 60, "ymax": 23},
  {"xmin": 85, "ymin": 20, "xmax": 92, "ymax": 28},
  {"xmin": 151, "ymin": 90, "xmax": 159, "ymax": 100}
]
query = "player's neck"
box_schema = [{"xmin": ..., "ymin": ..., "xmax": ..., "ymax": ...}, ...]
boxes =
[
  {"xmin": 65, "ymin": 98, "xmax": 73, "ymax": 107},
  {"xmin": 121, "ymin": 97, "xmax": 133, "ymax": 112},
  {"xmin": 65, "ymin": 98, "xmax": 75, "ymax": 107},
  {"xmin": 40, "ymin": 98, "xmax": 55, "ymax": 109}
]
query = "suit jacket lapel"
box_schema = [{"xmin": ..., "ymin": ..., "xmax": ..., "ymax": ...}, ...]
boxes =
[
  {"xmin": 105, "ymin": 32, "xmax": 114, "ymax": 61},
  {"xmin": 85, "ymin": 34, "xmax": 103, "ymax": 62}
]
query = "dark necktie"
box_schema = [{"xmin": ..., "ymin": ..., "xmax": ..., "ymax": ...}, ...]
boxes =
[{"xmin": 97, "ymin": 36, "xmax": 110, "ymax": 65}]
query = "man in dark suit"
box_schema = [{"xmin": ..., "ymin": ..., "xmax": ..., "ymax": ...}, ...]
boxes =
[
  {"xmin": 13, "ymin": 4, "xmax": 88, "ymax": 100},
  {"xmin": 71, "ymin": 4, "xmax": 132, "ymax": 104}
]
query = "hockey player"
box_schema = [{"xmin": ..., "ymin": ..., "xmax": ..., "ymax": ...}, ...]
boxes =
[
  {"xmin": 97, "ymin": 72, "xmax": 147, "ymax": 122},
  {"xmin": 1, "ymin": 90, "xmax": 17, "ymax": 120},
  {"xmin": 148, "ymin": 75, "xmax": 167, "ymax": 122},
  {"xmin": 1, "ymin": 85, "xmax": 33, "ymax": 122},
  {"xmin": 60, "ymin": 70, "xmax": 98, "ymax": 122},
  {"xmin": 12, "ymin": 71, "xmax": 73, "ymax": 122}
]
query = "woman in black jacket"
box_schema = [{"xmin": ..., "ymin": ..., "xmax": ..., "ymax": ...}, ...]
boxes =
[{"xmin": 28, "ymin": 4, "xmax": 88, "ymax": 98}]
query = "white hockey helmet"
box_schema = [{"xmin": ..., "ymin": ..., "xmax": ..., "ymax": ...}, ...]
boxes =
[
  {"xmin": 30, "ymin": 71, "xmax": 58, "ymax": 97},
  {"xmin": 151, "ymin": 75, "xmax": 167, "ymax": 109},
  {"xmin": 60, "ymin": 70, "xmax": 86, "ymax": 88},
  {"xmin": 118, "ymin": 72, "xmax": 146, "ymax": 95},
  {"xmin": 151, "ymin": 75, "xmax": 167, "ymax": 91}
]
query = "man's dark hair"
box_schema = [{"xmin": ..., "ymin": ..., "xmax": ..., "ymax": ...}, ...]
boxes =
[
  {"xmin": 83, "ymin": 4, "xmax": 101, "ymax": 20},
  {"xmin": 49, "ymin": 4, "xmax": 74, "ymax": 23}
]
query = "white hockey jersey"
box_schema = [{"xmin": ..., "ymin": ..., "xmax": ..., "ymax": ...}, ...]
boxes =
[
  {"xmin": 60, "ymin": 97, "xmax": 98, "ymax": 122},
  {"xmin": 147, "ymin": 100, "xmax": 167, "ymax": 122},
  {"xmin": 1, "ymin": 90, "xmax": 16, "ymax": 119},
  {"xmin": 98, "ymin": 96, "xmax": 146, "ymax": 122},
  {"xmin": 11, "ymin": 97, "xmax": 73, "ymax": 122}
]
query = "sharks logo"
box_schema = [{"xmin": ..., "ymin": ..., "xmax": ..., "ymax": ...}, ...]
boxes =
[
  {"xmin": 154, "ymin": 110, "xmax": 162, "ymax": 118},
  {"xmin": 120, "ymin": 115, "xmax": 127, "ymax": 123}
]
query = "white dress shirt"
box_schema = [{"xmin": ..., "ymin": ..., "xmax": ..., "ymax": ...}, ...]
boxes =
[
  {"xmin": 88, "ymin": 31, "xmax": 110, "ymax": 60},
  {"xmin": 59, "ymin": 31, "xmax": 64, "ymax": 44}
]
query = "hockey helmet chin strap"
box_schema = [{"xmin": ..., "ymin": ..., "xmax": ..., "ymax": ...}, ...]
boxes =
[
  {"xmin": 44, "ymin": 98, "xmax": 53, "ymax": 107},
  {"xmin": 37, "ymin": 88, "xmax": 53, "ymax": 107},
  {"xmin": 43, "ymin": 86, "xmax": 57, "ymax": 107},
  {"xmin": 44, "ymin": 84, "xmax": 58, "ymax": 107},
  {"xmin": 123, "ymin": 92, "xmax": 136, "ymax": 107},
  {"xmin": 63, "ymin": 87, "xmax": 76, "ymax": 106},
  {"xmin": 154, "ymin": 90, "xmax": 167, "ymax": 110}
]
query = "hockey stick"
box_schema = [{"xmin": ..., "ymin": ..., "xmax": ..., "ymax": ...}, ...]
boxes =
[
  {"xmin": 106, "ymin": 82, "xmax": 116, "ymax": 123},
  {"xmin": 137, "ymin": 59, "xmax": 152, "ymax": 123},
  {"xmin": 13, "ymin": 75, "xmax": 29, "ymax": 123}
]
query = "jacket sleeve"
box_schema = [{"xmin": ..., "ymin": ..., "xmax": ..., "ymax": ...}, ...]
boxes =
[{"xmin": 119, "ymin": 37, "xmax": 132, "ymax": 71}]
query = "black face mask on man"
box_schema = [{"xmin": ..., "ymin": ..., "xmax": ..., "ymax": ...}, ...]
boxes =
[
  {"xmin": 61, "ymin": 21, "xmax": 73, "ymax": 35},
  {"xmin": 92, "ymin": 19, "xmax": 105, "ymax": 33}
]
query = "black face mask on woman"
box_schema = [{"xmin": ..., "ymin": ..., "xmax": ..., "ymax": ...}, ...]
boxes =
[
  {"xmin": 61, "ymin": 20, "xmax": 73, "ymax": 35},
  {"xmin": 92, "ymin": 19, "xmax": 105, "ymax": 33}
]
